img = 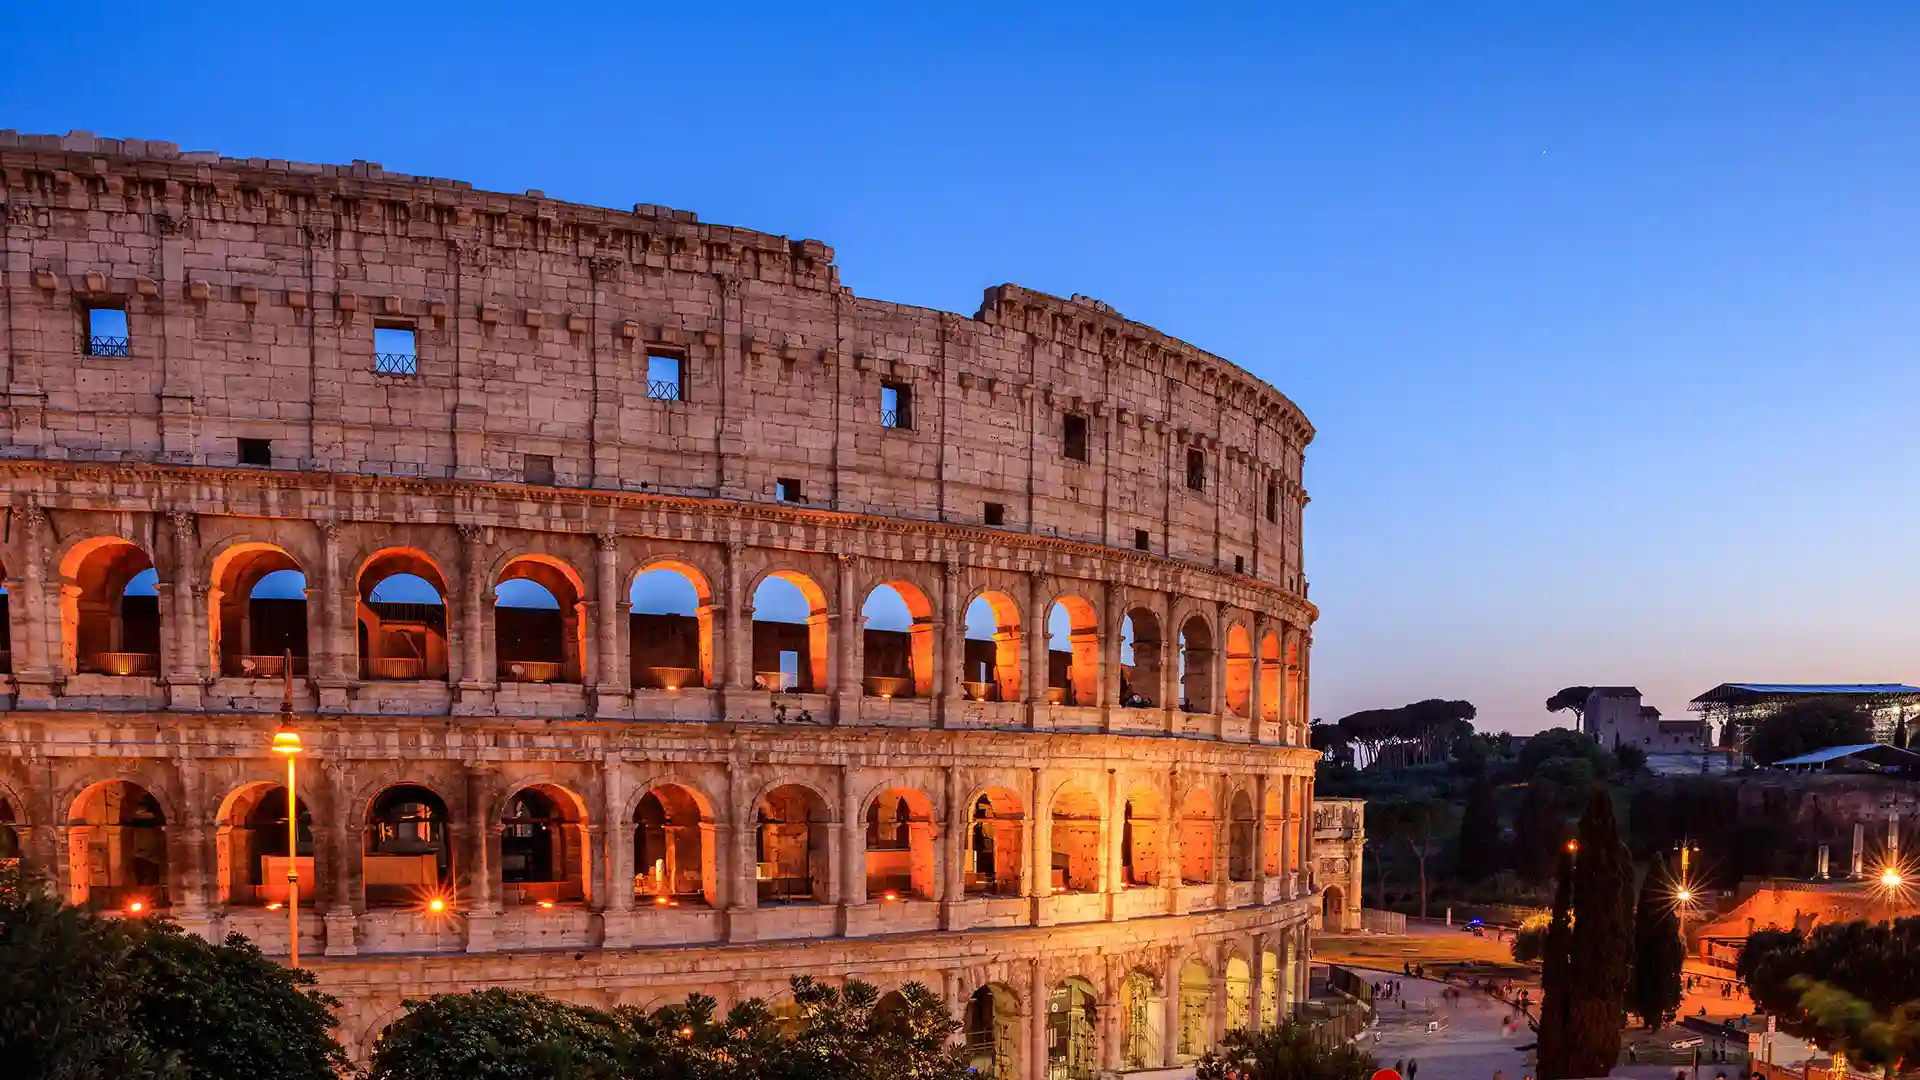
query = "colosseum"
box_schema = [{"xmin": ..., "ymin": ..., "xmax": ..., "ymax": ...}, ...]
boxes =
[{"xmin": 0, "ymin": 131, "xmax": 1321, "ymax": 1078}]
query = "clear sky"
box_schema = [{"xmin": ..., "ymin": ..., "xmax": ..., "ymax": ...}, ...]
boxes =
[{"xmin": 10, "ymin": 3, "xmax": 1920, "ymax": 733}]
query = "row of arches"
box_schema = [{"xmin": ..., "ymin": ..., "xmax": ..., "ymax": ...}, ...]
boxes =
[{"xmin": 19, "ymin": 536, "xmax": 1307, "ymax": 727}]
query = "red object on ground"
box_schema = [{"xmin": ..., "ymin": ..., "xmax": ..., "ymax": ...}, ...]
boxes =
[{"xmin": 1373, "ymin": 1071, "xmax": 1403, "ymax": 1080}]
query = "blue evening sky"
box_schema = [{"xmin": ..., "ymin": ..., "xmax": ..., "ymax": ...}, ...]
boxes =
[{"xmin": 11, "ymin": 3, "xmax": 1920, "ymax": 732}]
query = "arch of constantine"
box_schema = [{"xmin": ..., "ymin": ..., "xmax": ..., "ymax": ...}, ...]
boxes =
[{"xmin": 0, "ymin": 131, "xmax": 1321, "ymax": 1077}]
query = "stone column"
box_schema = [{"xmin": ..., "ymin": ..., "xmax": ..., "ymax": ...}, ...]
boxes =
[
  {"xmin": 1160, "ymin": 593, "xmax": 1180, "ymax": 730},
  {"xmin": 1163, "ymin": 769, "xmax": 1182, "ymax": 909},
  {"xmin": 941, "ymin": 765, "xmax": 965, "ymax": 928},
  {"xmin": 1105, "ymin": 768, "xmax": 1125, "ymax": 897},
  {"xmin": 1160, "ymin": 948, "xmax": 1181, "ymax": 1068},
  {"xmin": 322, "ymin": 760, "xmax": 358, "ymax": 955},
  {"xmin": 165, "ymin": 509, "xmax": 204, "ymax": 710},
  {"xmin": 171, "ymin": 759, "xmax": 215, "ymax": 937},
  {"xmin": 1026, "ymin": 569, "xmax": 1048, "ymax": 727},
  {"xmin": 1211, "ymin": 941, "xmax": 1230, "ymax": 1050},
  {"xmin": 1248, "ymin": 937, "xmax": 1265, "ymax": 1034},
  {"xmin": 455, "ymin": 524, "xmax": 489, "ymax": 708},
  {"xmin": 1098, "ymin": 957, "xmax": 1121, "ymax": 1072},
  {"xmin": 11, "ymin": 502, "xmax": 56, "ymax": 707},
  {"xmin": 600, "ymin": 758, "xmax": 629, "ymax": 914},
  {"xmin": 834, "ymin": 553, "xmax": 860, "ymax": 724},
  {"xmin": 839, "ymin": 764, "xmax": 866, "ymax": 916},
  {"xmin": 593, "ymin": 533, "xmax": 627, "ymax": 716},
  {"xmin": 1300, "ymin": 778, "xmax": 1314, "ymax": 888},
  {"xmin": 1248, "ymin": 615, "xmax": 1267, "ymax": 742},
  {"xmin": 724, "ymin": 754, "xmax": 758, "ymax": 942},
  {"xmin": 1028, "ymin": 768, "xmax": 1048, "ymax": 922},
  {"xmin": 314, "ymin": 521, "xmax": 351, "ymax": 710},
  {"xmin": 1252, "ymin": 773, "xmax": 1269, "ymax": 904},
  {"xmin": 1027, "ymin": 957, "xmax": 1047, "ymax": 1080},
  {"xmin": 1101, "ymin": 584, "xmax": 1124, "ymax": 729},
  {"xmin": 463, "ymin": 764, "xmax": 497, "ymax": 953},
  {"xmin": 938, "ymin": 561, "xmax": 964, "ymax": 727},
  {"xmin": 719, "ymin": 541, "xmax": 748, "ymax": 714}
]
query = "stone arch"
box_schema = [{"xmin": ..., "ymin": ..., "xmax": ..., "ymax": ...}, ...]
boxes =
[
  {"xmin": 1179, "ymin": 785, "xmax": 1218, "ymax": 885},
  {"xmin": 860, "ymin": 578, "xmax": 935, "ymax": 698},
  {"xmin": 1176, "ymin": 610, "xmax": 1215, "ymax": 714},
  {"xmin": 1046, "ymin": 975, "xmax": 1100, "ymax": 1079},
  {"xmin": 1119, "ymin": 966, "xmax": 1165, "ymax": 1070},
  {"xmin": 633, "ymin": 782, "xmax": 716, "ymax": 907},
  {"xmin": 748, "ymin": 569, "xmax": 829, "ymax": 692},
  {"xmin": 628, "ymin": 556, "xmax": 715, "ymax": 690},
  {"xmin": 1048, "ymin": 785, "xmax": 1102, "ymax": 894},
  {"xmin": 498, "ymin": 781, "xmax": 591, "ymax": 907},
  {"xmin": 59, "ymin": 535, "xmax": 159, "ymax": 677},
  {"xmin": 756, "ymin": 782, "xmax": 832, "ymax": 904},
  {"xmin": 1227, "ymin": 787, "xmax": 1256, "ymax": 882},
  {"xmin": 963, "ymin": 786, "xmax": 1023, "ymax": 897},
  {"xmin": 493, "ymin": 553, "xmax": 587, "ymax": 684},
  {"xmin": 214, "ymin": 779, "xmax": 314, "ymax": 907},
  {"xmin": 1119, "ymin": 787, "xmax": 1164, "ymax": 888},
  {"xmin": 1223, "ymin": 621, "xmax": 1253, "ymax": 717},
  {"xmin": 1283, "ymin": 629, "xmax": 1305, "ymax": 737},
  {"xmin": 1225, "ymin": 951, "xmax": 1252, "ymax": 1033},
  {"xmin": 1263, "ymin": 780, "xmax": 1285, "ymax": 876},
  {"xmin": 861, "ymin": 784, "xmax": 937, "ymax": 901},
  {"xmin": 1322, "ymin": 883, "xmax": 1345, "ymax": 928},
  {"xmin": 962, "ymin": 981, "xmax": 1023, "ymax": 1080},
  {"xmin": 206, "ymin": 539, "xmax": 308, "ymax": 679},
  {"xmin": 356, "ymin": 547, "xmax": 449, "ymax": 681},
  {"xmin": 1119, "ymin": 605, "xmax": 1163, "ymax": 707},
  {"xmin": 1176, "ymin": 954, "xmax": 1213, "ymax": 1061},
  {"xmin": 1045, "ymin": 593, "xmax": 1099, "ymax": 707},
  {"xmin": 1259, "ymin": 629, "xmax": 1282, "ymax": 723},
  {"xmin": 67, "ymin": 778, "xmax": 168, "ymax": 911},
  {"xmin": 961, "ymin": 588, "xmax": 1022, "ymax": 702},
  {"xmin": 363, "ymin": 782, "xmax": 454, "ymax": 909},
  {"xmin": 1259, "ymin": 944, "xmax": 1282, "ymax": 1025}
]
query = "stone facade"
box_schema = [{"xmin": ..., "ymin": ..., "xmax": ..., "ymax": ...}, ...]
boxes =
[
  {"xmin": 1310, "ymin": 797, "xmax": 1364, "ymax": 932},
  {"xmin": 0, "ymin": 132, "xmax": 1321, "ymax": 1078}
]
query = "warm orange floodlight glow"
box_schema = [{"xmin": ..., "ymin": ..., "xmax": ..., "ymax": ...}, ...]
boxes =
[
  {"xmin": 128, "ymin": 900, "xmax": 146, "ymax": 914},
  {"xmin": 537, "ymin": 900, "xmax": 556, "ymax": 909},
  {"xmin": 271, "ymin": 728, "xmax": 303, "ymax": 755},
  {"xmin": 1674, "ymin": 888, "xmax": 1693, "ymax": 904},
  {"xmin": 1882, "ymin": 866, "xmax": 1904, "ymax": 888},
  {"xmin": 427, "ymin": 897, "xmax": 447, "ymax": 913}
]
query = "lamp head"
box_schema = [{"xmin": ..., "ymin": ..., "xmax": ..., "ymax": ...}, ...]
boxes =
[{"xmin": 271, "ymin": 727, "xmax": 303, "ymax": 755}]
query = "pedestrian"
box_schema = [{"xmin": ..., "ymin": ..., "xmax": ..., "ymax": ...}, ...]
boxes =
[
  {"xmin": 1408, "ymin": 1058, "xmax": 1419, "ymax": 1080},
  {"xmin": 1629, "ymin": 1044, "xmax": 1639, "ymax": 1063}
]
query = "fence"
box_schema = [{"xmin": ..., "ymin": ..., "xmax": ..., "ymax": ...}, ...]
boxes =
[{"xmin": 1361, "ymin": 907, "xmax": 1408, "ymax": 934}]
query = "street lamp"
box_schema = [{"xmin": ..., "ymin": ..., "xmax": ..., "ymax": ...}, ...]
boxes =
[{"xmin": 269, "ymin": 651, "xmax": 303, "ymax": 968}]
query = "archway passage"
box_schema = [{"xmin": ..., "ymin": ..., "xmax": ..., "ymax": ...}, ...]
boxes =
[
  {"xmin": 219, "ymin": 783, "xmax": 314, "ymax": 906},
  {"xmin": 962, "ymin": 592, "xmax": 1021, "ymax": 702},
  {"xmin": 756, "ymin": 784, "xmax": 829, "ymax": 903},
  {"xmin": 1264, "ymin": 785, "xmax": 1285, "ymax": 876},
  {"xmin": 1177, "ymin": 958, "xmax": 1212, "ymax": 1061},
  {"xmin": 629, "ymin": 563, "xmax": 711, "ymax": 690},
  {"xmin": 860, "ymin": 582, "xmax": 934, "ymax": 698},
  {"xmin": 1048, "ymin": 787, "xmax": 1101, "ymax": 894},
  {"xmin": 1259, "ymin": 948, "xmax": 1281, "ymax": 1027},
  {"xmin": 0, "ymin": 799, "xmax": 19, "ymax": 865},
  {"xmin": 500, "ymin": 784, "xmax": 588, "ymax": 906},
  {"xmin": 751, "ymin": 573, "xmax": 827, "ymax": 692},
  {"xmin": 1228, "ymin": 789, "xmax": 1256, "ymax": 882},
  {"xmin": 1224, "ymin": 623, "xmax": 1253, "ymax": 717},
  {"xmin": 1120, "ymin": 791, "xmax": 1164, "ymax": 888},
  {"xmin": 1046, "ymin": 598, "xmax": 1099, "ymax": 707},
  {"xmin": 1119, "ymin": 610, "xmax": 1161, "ymax": 707},
  {"xmin": 494, "ymin": 558, "xmax": 585, "ymax": 684},
  {"xmin": 1322, "ymin": 884, "xmax": 1345, "ymax": 928},
  {"xmin": 65, "ymin": 539, "xmax": 159, "ymax": 677},
  {"xmin": 1226, "ymin": 955, "xmax": 1252, "ymax": 1033},
  {"xmin": 964, "ymin": 789, "xmax": 1023, "ymax": 897},
  {"xmin": 69, "ymin": 780, "xmax": 167, "ymax": 911},
  {"xmin": 1046, "ymin": 977, "xmax": 1100, "ymax": 1080},
  {"xmin": 1259, "ymin": 632, "xmax": 1283, "ymax": 724},
  {"xmin": 633, "ymin": 784, "xmax": 714, "ymax": 906},
  {"xmin": 1120, "ymin": 968, "xmax": 1163, "ymax": 1070},
  {"xmin": 1177, "ymin": 616, "xmax": 1214, "ymax": 714},
  {"xmin": 963, "ymin": 984, "xmax": 1020, "ymax": 1080},
  {"xmin": 0, "ymin": 570, "xmax": 11, "ymax": 673},
  {"xmin": 357, "ymin": 551, "xmax": 449, "ymax": 681},
  {"xmin": 364, "ymin": 785, "xmax": 452, "ymax": 909},
  {"xmin": 1179, "ymin": 788, "xmax": 1218, "ymax": 885},
  {"xmin": 865, "ymin": 787, "xmax": 936, "ymax": 900},
  {"xmin": 211, "ymin": 545, "xmax": 308, "ymax": 679}
]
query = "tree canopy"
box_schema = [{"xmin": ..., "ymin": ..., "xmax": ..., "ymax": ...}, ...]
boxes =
[
  {"xmin": 1195, "ymin": 1019, "xmax": 1375, "ymax": 1080},
  {"xmin": 1333, "ymin": 699, "xmax": 1477, "ymax": 769},
  {"xmin": 1627, "ymin": 860, "xmax": 1684, "ymax": 1031},
  {"xmin": 1747, "ymin": 697, "xmax": 1875, "ymax": 765},
  {"xmin": 1537, "ymin": 787, "xmax": 1634, "ymax": 1079},
  {"xmin": 1545, "ymin": 687, "xmax": 1593, "ymax": 728}
]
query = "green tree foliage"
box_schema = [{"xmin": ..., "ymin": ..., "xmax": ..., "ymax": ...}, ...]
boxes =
[
  {"xmin": 1535, "ymin": 845, "xmax": 1576, "ymax": 1078},
  {"xmin": 1195, "ymin": 1019, "xmax": 1375, "ymax": 1080},
  {"xmin": 1334, "ymin": 699, "xmax": 1477, "ymax": 770},
  {"xmin": 1614, "ymin": 744, "xmax": 1647, "ymax": 775},
  {"xmin": 1374, "ymin": 798, "xmax": 1454, "ymax": 918},
  {"xmin": 1747, "ymin": 698, "xmax": 1875, "ymax": 765},
  {"xmin": 1519, "ymin": 727, "xmax": 1609, "ymax": 775},
  {"xmin": 1627, "ymin": 862, "xmax": 1684, "ymax": 1031},
  {"xmin": 1455, "ymin": 776, "xmax": 1503, "ymax": 881},
  {"xmin": 1563, "ymin": 787, "xmax": 1636, "ymax": 1077},
  {"xmin": 1791, "ymin": 978, "xmax": 1920, "ymax": 1072},
  {"xmin": 1511, "ymin": 912, "xmax": 1554, "ymax": 964},
  {"xmin": 1739, "ymin": 918, "xmax": 1920, "ymax": 1043},
  {"xmin": 1511, "ymin": 779, "xmax": 1568, "ymax": 883},
  {"xmin": 1545, "ymin": 687, "xmax": 1593, "ymax": 729}
]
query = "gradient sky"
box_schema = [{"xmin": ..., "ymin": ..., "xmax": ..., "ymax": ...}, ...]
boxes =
[{"xmin": 10, "ymin": 3, "xmax": 1920, "ymax": 733}]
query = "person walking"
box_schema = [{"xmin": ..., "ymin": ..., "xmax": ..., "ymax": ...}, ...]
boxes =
[{"xmin": 1407, "ymin": 1058, "xmax": 1419, "ymax": 1080}]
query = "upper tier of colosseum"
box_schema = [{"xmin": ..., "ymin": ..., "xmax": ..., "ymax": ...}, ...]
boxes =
[{"xmin": 0, "ymin": 131, "xmax": 1311, "ymax": 594}]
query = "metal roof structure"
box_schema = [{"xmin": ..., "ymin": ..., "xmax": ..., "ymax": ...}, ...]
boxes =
[
  {"xmin": 1689, "ymin": 683, "xmax": 1920, "ymax": 752},
  {"xmin": 1691, "ymin": 683, "xmax": 1920, "ymax": 705},
  {"xmin": 1769, "ymin": 742, "xmax": 1920, "ymax": 770}
]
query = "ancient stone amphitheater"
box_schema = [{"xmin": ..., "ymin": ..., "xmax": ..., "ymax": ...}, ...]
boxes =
[{"xmin": 0, "ymin": 131, "xmax": 1322, "ymax": 1078}]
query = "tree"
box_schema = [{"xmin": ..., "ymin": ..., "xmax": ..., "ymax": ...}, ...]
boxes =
[
  {"xmin": 1546, "ymin": 687, "xmax": 1593, "ymax": 731},
  {"xmin": 0, "ymin": 884, "xmax": 173, "ymax": 1079},
  {"xmin": 1627, "ymin": 861, "xmax": 1683, "ymax": 1031},
  {"xmin": 1615, "ymin": 744, "xmax": 1647, "ymax": 776},
  {"xmin": 1747, "ymin": 698, "xmax": 1874, "ymax": 766},
  {"xmin": 1195, "ymin": 1018, "xmax": 1375, "ymax": 1080},
  {"xmin": 1511, "ymin": 912, "xmax": 1553, "ymax": 964},
  {"xmin": 1511, "ymin": 779, "xmax": 1567, "ymax": 883},
  {"xmin": 1455, "ymin": 776, "xmax": 1503, "ymax": 881},
  {"xmin": 1563, "ymin": 787, "xmax": 1635, "ymax": 1078},
  {"xmin": 1519, "ymin": 727, "xmax": 1608, "ymax": 776},
  {"xmin": 1535, "ymin": 843, "xmax": 1576, "ymax": 1078},
  {"xmin": 1376, "ymin": 799, "xmax": 1452, "ymax": 918},
  {"xmin": 1740, "ymin": 918, "xmax": 1920, "ymax": 1039}
]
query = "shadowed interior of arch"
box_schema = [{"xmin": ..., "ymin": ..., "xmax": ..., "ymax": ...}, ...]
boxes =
[
  {"xmin": 1047, "ymin": 977, "xmax": 1099, "ymax": 1076},
  {"xmin": 1120, "ymin": 790, "xmax": 1163, "ymax": 887},
  {"xmin": 211, "ymin": 542, "xmax": 308, "ymax": 679},
  {"xmin": 357, "ymin": 553, "xmax": 448, "ymax": 681},
  {"xmin": 751, "ymin": 574, "xmax": 825, "ymax": 692},
  {"xmin": 1048, "ymin": 788, "xmax": 1100, "ymax": 894},
  {"xmin": 963, "ymin": 983, "xmax": 1022, "ymax": 1079},
  {"xmin": 500, "ymin": 783, "xmax": 587, "ymax": 906},
  {"xmin": 629, "ymin": 565, "xmax": 709, "ymax": 690},
  {"xmin": 864, "ymin": 786, "xmax": 935, "ymax": 900},
  {"xmin": 363, "ymin": 784, "xmax": 452, "ymax": 909},
  {"xmin": 756, "ymin": 784, "xmax": 829, "ymax": 903},
  {"xmin": 1046, "ymin": 598, "xmax": 1098, "ymax": 706},
  {"xmin": 633, "ymin": 783, "xmax": 714, "ymax": 906},
  {"xmin": 68, "ymin": 779, "xmax": 167, "ymax": 912},
  {"xmin": 961, "ymin": 593, "xmax": 1020, "ymax": 702},
  {"xmin": 1119, "ymin": 610, "xmax": 1162, "ymax": 707},
  {"xmin": 964, "ymin": 788, "xmax": 1023, "ymax": 897},
  {"xmin": 218, "ymin": 782, "xmax": 314, "ymax": 906},
  {"xmin": 66, "ymin": 539, "xmax": 159, "ymax": 676},
  {"xmin": 859, "ymin": 583, "xmax": 934, "ymax": 698},
  {"xmin": 494, "ymin": 558, "xmax": 584, "ymax": 684}
]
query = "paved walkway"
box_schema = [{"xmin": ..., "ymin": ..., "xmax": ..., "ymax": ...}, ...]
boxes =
[{"xmin": 1351, "ymin": 970, "xmax": 1534, "ymax": 1080}]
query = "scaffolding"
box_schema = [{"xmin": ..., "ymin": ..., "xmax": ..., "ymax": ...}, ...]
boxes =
[{"xmin": 1690, "ymin": 683, "xmax": 1920, "ymax": 753}]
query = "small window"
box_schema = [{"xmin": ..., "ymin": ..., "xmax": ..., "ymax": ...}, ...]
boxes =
[
  {"xmin": 776, "ymin": 478, "xmax": 804, "ymax": 503},
  {"xmin": 1266, "ymin": 483, "xmax": 1280, "ymax": 524},
  {"xmin": 236, "ymin": 438, "xmax": 272, "ymax": 467},
  {"xmin": 647, "ymin": 351, "xmax": 683, "ymax": 401},
  {"xmin": 86, "ymin": 308, "xmax": 130, "ymax": 357},
  {"xmin": 1134, "ymin": 529, "xmax": 1150, "ymax": 552},
  {"xmin": 374, "ymin": 326, "xmax": 417, "ymax": 375},
  {"xmin": 524, "ymin": 454, "xmax": 555, "ymax": 485},
  {"xmin": 1063, "ymin": 414, "xmax": 1089, "ymax": 462},
  {"xmin": 881, "ymin": 382, "xmax": 913, "ymax": 429},
  {"xmin": 1234, "ymin": 555, "xmax": 1245, "ymax": 575},
  {"xmin": 984, "ymin": 502, "xmax": 1006, "ymax": 527},
  {"xmin": 1186, "ymin": 448, "xmax": 1206, "ymax": 492}
]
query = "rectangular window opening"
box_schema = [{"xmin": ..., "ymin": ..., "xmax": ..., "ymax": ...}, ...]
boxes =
[
  {"xmin": 647, "ymin": 351, "xmax": 683, "ymax": 401},
  {"xmin": 236, "ymin": 437, "xmax": 272, "ymax": 467},
  {"xmin": 776, "ymin": 478, "xmax": 804, "ymax": 503},
  {"xmin": 881, "ymin": 381, "xmax": 913, "ymax": 429},
  {"xmin": 1134, "ymin": 529, "xmax": 1150, "ymax": 552},
  {"xmin": 1186, "ymin": 448, "xmax": 1206, "ymax": 492},
  {"xmin": 1063, "ymin": 414, "xmax": 1089, "ymax": 462},
  {"xmin": 86, "ymin": 307, "xmax": 130, "ymax": 357},
  {"xmin": 1266, "ymin": 483, "xmax": 1280, "ymax": 524},
  {"xmin": 374, "ymin": 325, "xmax": 418, "ymax": 375},
  {"xmin": 1234, "ymin": 555, "xmax": 1246, "ymax": 575},
  {"xmin": 984, "ymin": 502, "xmax": 1006, "ymax": 527},
  {"xmin": 524, "ymin": 454, "xmax": 555, "ymax": 485}
]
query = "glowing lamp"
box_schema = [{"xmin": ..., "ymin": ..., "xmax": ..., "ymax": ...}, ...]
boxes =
[
  {"xmin": 537, "ymin": 900, "xmax": 556, "ymax": 909},
  {"xmin": 128, "ymin": 900, "xmax": 145, "ymax": 914},
  {"xmin": 1882, "ymin": 867, "xmax": 1904, "ymax": 888},
  {"xmin": 679, "ymin": 1026, "xmax": 694, "ymax": 1038},
  {"xmin": 271, "ymin": 727, "xmax": 303, "ymax": 756},
  {"xmin": 1566, "ymin": 840, "xmax": 1579, "ymax": 854},
  {"xmin": 1674, "ymin": 888, "xmax": 1693, "ymax": 903},
  {"xmin": 883, "ymin": 890, "xmax": 899, "ymax": 902},
  {"xmin": 664, "ymin": 684, "xmax": 679, "ymax": 692},
  {"xmin": 266, "ymin": 901, "xmax": 284, "ymax": 911},
  {"xmin": 655, "ymin": 896, "xmax": 671, "ymax": 906},
  {"xmin": 427, "ymin": 897, "xmax": 447, "ymax": 913},
  {"xmin": 881, "ymin": 692, "xmax": 892, "ymax": 699}
]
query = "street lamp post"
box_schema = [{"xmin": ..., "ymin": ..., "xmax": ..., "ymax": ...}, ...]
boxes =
[{"xmin": 269, "ymin": 651, "xmax": 304, "ymax": 968}]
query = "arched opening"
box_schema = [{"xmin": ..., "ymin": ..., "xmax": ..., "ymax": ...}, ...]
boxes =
[
  {"xmin": 1119, "ymin": 609, "xmax": 1161, "ymax": 707},
  {"xmin": 1120, "ymin": 968, "xmax": 1164, "ymax": 1069},
  {"xmin": 217, "ymin": 783, "xmax": 314, "ymax": 906},
  {"xmin": 1282, "ymin": 937, "xmax": 1299, "ymax": 1017},
  {"xmin": 1322, "ymin": 884, "xmax": 1345, "ymax": 928},
  {"xmin": 1226, "ymin": 954, "xmax": 1252, "ymax": 1033},
  {"xmin": 1263, "ymin": 785, "xmax": 1285, "ymax": 876},
  {"xmin": 1120, "ymin": 790, "xmax": 1164, "ymax": 888},
  {"xmin": 357, "ymin": 551, "xmax": 449, "ymax": 681},
  {"xmin": 1259, "ymin": 632, "xmax": 1282, "ymax": 724},
  {"xmin": 633, "ymin": 784, "xmax": 714, "ymax": 907},
  {"xmin": 1228, "ymin": 789, "xmax": 1256, "ymax": 882},
  {"xmin": 494, "ymin": 557, "xmax": 585, "ymax": 684},
  {"xmin": 964, "ymin": 788, "xmax": 1023, "ymax": 897},
  {"xmin": 963, "ymin": 983, "xmax": 1021, "ymax": 1080},
  {"xmin": 1177, "ymin": 958, "xmax": 1212, "ymax": 1061},
  {"xmin": 756, "ymin": 784, "xmax": 829, "ymax": 903},
  {"xmin": 751, "ymin": 573, "xmax": 827, "ymax": 692},
  {"xmin": 1048, "ymin": 787, "xmax": 1101, "ymax": 894},
  {"xmin": 864, "ymin": 787, "xmax": 936, "ymax": 901},
  {"xmin": 210, "ymin": 544, "xmax": 308, "ymax": 679},
  {"xmin": 1046, "ymin": 597, "xmax": 1099, "ymax": 707},
  {"xmin": 1046, "ymin": 977, "xmax": 1099, "ymax": 1080},
  {"xmin": 1177, "ymin": 616, "xmax": 1214, "ymax": 713},
  {"xmin": 364, "ymin": 784, "xmax": 453, "ymax": 909},
  {"xmin": 1223, "ymin": 623, "xmax": 1252, "ymax": 717},
  {"xmin": 0, "ymin": 799, "xmax": 21, "ymax": 865},
  {"xmin": 1284, "ymin": 634, "xmax": 1304, "ymax": 736},
  {"xmin": 1180, "ymin": 788, "xmax": 1217, "ymax": 885},
  {"xmin": 1259, "ymin": 948, "xmax": 1281, "ymax": 1026},
  {"xmin": 871, "ymin": 990, "xmax": 910, "ymax": 1036},
  {"xmin": 0, "ymin": 569, "xmax": 11, "ymax": 673},
  {"xmin": 629, "ymin": 563, "xmax": 712, "ymax": 690},
  {"xmin": 860, "ymin": 582, "xmax": 934, "ymax": 698},
  {"xmin": 68, "ymin": 780, "xmax": 167, "ymax": 911},
  {"xmin": 500, "ymin": 784, "xmax": 588, "ymax": 906},
  {"xmin": 961, "ymin": 592, "xmax": 1021, "ymax": 702},
  {"xmin": 64, "ymin": 539, "xmax": 159, "ymax": 676}
]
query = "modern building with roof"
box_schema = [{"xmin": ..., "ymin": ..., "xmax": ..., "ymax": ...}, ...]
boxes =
[
  {"xmin": 1767, "ymin": 742, "xmax": 1920, "ymax": 774},
  {"xmin": 1689, "ymin": 683, "xmax": 1920, "ymax": 750}
]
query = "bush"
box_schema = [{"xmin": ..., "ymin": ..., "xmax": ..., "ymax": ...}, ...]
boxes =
[{"xmin": 1512, "ymin": 912, "xmax": 1554, "ymax": 963}]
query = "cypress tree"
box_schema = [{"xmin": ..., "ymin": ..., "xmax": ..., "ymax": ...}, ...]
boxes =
[
  {"xmin": 1535, "ymin": 843, "xmax": 1575, "ymax": 1079},
  {"xmin": 1628, "ymin": 858, "xmax": 1684, "ymax": 1032},
  {"xmin": 1564, "ymin": 786, "xmax": 1635, "ymax": 1077}
]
